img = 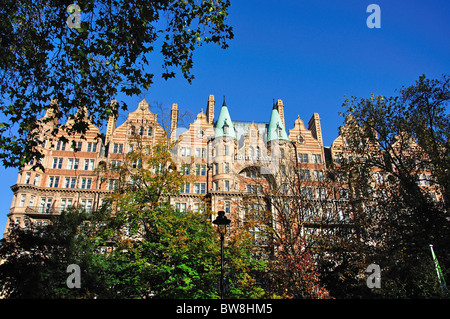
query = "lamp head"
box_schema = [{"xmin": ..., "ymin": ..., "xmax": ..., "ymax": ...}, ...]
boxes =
[{"xmin": 213, "ymin": 211, "xmax": 231, "ymax": 235}]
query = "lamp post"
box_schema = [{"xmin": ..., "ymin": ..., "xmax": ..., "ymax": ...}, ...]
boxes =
[{"xmin": 212, "ymin": 210, "xmax": 231, "ymax": 299}]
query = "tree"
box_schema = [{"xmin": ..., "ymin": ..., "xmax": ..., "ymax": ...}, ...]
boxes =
[
  {"xmin": 0, "ymin": 208, "xmax": 105, "ymax": 298},
  {"xmin": 333, "ymin": 74, "xmax": 450, "ymax": 298},
  {"xmin": 236, "ymin": 153, "xmax": 333, "ymax": 298},
  {"xmin": 0, "ymin": 0, "xmax": 233, "ymax": 168},
  {"xmin": 96, "ymin": 136, "xmax": 266, "ymax": 298},
  {"xmin": 0, "ymin": 132, "xmax": 266, "ymax": 298}
]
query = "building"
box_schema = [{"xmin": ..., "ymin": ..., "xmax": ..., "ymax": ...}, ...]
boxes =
[
  {"xmin": 3, "ymin": 95, "xmax": 335, "ymax": 237},
  {"xmin": 4, "ymin": 94, "xmax": 442, "ymax": 238}
]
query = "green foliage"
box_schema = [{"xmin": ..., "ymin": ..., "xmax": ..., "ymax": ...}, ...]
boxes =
[
  {"xmin": 0, "ymin": 0, "xmax": 233, "ymax": 168},
  {"xmin": 325, "ymin": 74, "xmax": 450, "ymax": 298},
  {"xmin": 0, "ymin": 137, "xmax": 266, "ymax": 299},
  {"xmin": 0, "ymin": 208, "xmax": 104, "ymax": 298}
]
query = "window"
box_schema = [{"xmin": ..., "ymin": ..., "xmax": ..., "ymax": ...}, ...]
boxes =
[
  {"xmin": 67, "ymin": 158, "xmax": 79, "ymax": 170},
  {"xmin": 64, "ymin": 177, "xmax": 77, "ymax": 189},
  {"xmin": 113, "ymin": 143, "xmax": 123, "ymax": 154},
  {"xmin": 48, "ymin": 176, "xmax": 60, "ymax": 188},
  {"xmin": 80, "ymin": 199, "xmax": 93, "ymax": 213},
  {"xmin": 33, "ymin": 174, "xmax": 40, "ymax": 186},
  {"xmin": 315, "ymin": 188, "xmax": 326, "ymax": 199},
  {"xmin": 280, "ymin": 148, "xmax": 285, "ymax": 158},
  {"xmin": 72, "ymin": 141, "xmax": 82, "ymax": 151},
  {"xmin": 180, "ymin": 183, "xmax": 190, "ymax": 193},
  {"xmin": 130, "ymin": 126, "xmax": 135, "ymax": 135},
  {"xmin": 147, "ymin": 127, "xmax": 153, "ymax": 136},
  {"xmin": 132, "ymin": 158, "xmax": 142, "ymax": 169},
  {"xmin": 300, "ymin": 169, "xmax": 310, "ymax": 181},
  {"xmin": 139, "ymin": 127, "xmax": 144, "ymax": 136},
  {"xmin": 111, "ymin": 160, "xmax": 122, "ymax": 168},
  {"xmin": 60, "ymin": 198, "xmax": 73, "ymax": 213},
  {"xmin": 298, "ymin": 153, "xmax": 308, "ymax": 163},
  {"xmin": 214, "ymin": 163, "xmax": 218, "ymax": 175},
  {"xmin": 223, "ymin": 122, "xmax": 229, "ymax": 134},
  {"xmin": 340, "ymin": 188, "xmax": 349, "ymax": 199},
  {"xmin": 224, "ymin": 163, "xmax": 229, "ymax": 174},
  {"xmin": 193, "ymin": 203, "xmax": 205, "ymax": 212},
  {"xmin": 176, "ymin": 203, "xmax": 187, "ymax": 212},
  {"xmin": 195, "ymin": 165, "xmax": 206, "ymax": 176},
  {"xmin": 256, "ymin": 147, "xmax": 260, "ymax": 158},
  {"xmin": 108, "ymin": 179, "xmax": 118, "ymax": 190},
  {"xmin": 277, "ymin": 125, "xmax": 282, "ymax": 138},
  {"xmin": 25, "ymin": 172, "xmax": 31, "ymax": 184},
  {"xmin": 53, "ymin": 158, "xmax": 63, "ymax": 169},
  {"xmin": 248, "ymin": 147, "xmax": 253, "ymax": 157},
  {"xmin": 39, "ymin": 198, "xmax": 52, "ymax": 213},
  {"xmin": 19, "ymin": 194, "xmax": 26, "ymax": 207},
  {"xmin": 28, "ymin": 196, "xmax": 35, "ymax": 208},
  {"xmin": 312, "ymin": 154, "xmax": 322, "ymax": 164},
  {"xmin": 224, "ymin": 201, "xmax": 230, "ymax": 214},
  {"xmin": 182, "ymin": 164, "xmax": 191, "ymax": 175},
  {"xmin": 314, "ymin": 170, "xmax": 324, "ymax": 181},
  {"xmin": 80, "ymin": 178, "xmax": 92, "ymax": 189},
  {"xmin": 83, "ymin": 159, "xmax": 95, "ymax": 170},
  {"xmin": 87, "ymin": 142, "xmax": 97, "ymax": 152},
  {"xmin": 128, "ymin": 144, "xmax": 134, "ymax": 153},
  {"xmin": 181, "ymin": 147, "xmax": 191, "ymax": 157},
  {"xmin": 195, "ymin": 148, "xmax": 206, "ymax": 158},
  {"xmin": 55, "ymin": 140, "xmax": 66, "ymax": 151},
  {"xmin": 195, "ymin": 164, "xmax": 200, "ymax": 176},
  {"xmin": 224, "ymin": 145, "xmax": 229, "ymax": 156},
  {"xmin": 224, "ymin": 181, "xmax": 230, "ymax": 192},
  {"xmin": 193, "ymin": 183, "xmax": 206, "ymax": 194}
]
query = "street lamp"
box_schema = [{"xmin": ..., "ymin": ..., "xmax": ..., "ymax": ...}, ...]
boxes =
[{"xmin": 212, "ymin": 210, "xmax": 231, "ymax": 299}]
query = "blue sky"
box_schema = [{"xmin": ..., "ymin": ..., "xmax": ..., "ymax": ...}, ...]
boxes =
[{"xmin": 1, "ymin": 0, "xmax": 449, "ymax": 236}]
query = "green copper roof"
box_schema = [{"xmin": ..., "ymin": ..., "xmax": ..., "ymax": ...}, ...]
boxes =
[
  {"xmin": 267, "ymin": 106, "xmax": 289, "ymax": 142},
  {"xmin": 214, "ymin": 98, "xmax": 237, "ymax": 139}
]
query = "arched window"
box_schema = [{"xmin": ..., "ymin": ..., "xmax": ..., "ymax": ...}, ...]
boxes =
[
  {"xmin": 139, "ymin": 127, "xmax": 144, "ymax": 136},
  {"xmin": 147, "ymin": 127, "xmax": 153, "ymax": 136}
]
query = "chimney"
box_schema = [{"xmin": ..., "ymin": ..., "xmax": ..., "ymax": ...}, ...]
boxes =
[
  {"xmin": 276, "ymin": 99, "xmax": 285, "ymax": 129},
  {"xmin": 106, "ymin": 100, "xmax": 118, "ymax": 142},
  {"xmin": 206, "ymin": 94, "xmax": 215, "ymax": 125},
  {"xmin": 170, "ymin": 103, "xmax": 179, "ymax": 141},
  {"xmin": 44, "ymin": 99, "xmax": 60, "ymax": 127},
  {"xmin": 308, "ymin": 113, "xmax": 323, "ymax": 146}
]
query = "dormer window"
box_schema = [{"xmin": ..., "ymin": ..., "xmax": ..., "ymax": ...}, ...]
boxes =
[
  {"xmin": 276, "ymin": 124, "xmax": 282, "ymax": 138},
  {"xmin": 223, "ymin": 120, "xmax": 229, "ymax": 135}
]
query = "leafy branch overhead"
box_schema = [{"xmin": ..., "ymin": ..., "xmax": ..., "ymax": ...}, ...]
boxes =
[{"xmin": 0, "ymin": 0, "xmax": 233, "ymax": 168}]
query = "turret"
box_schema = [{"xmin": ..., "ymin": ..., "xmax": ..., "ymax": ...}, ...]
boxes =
[
  {"xmin": 214, "ymin": 97, "xmax": 236, "ymax": 140},
  {"xmin": 267, "ymin": 100, "xmax": 289, "ymax": 142}
]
